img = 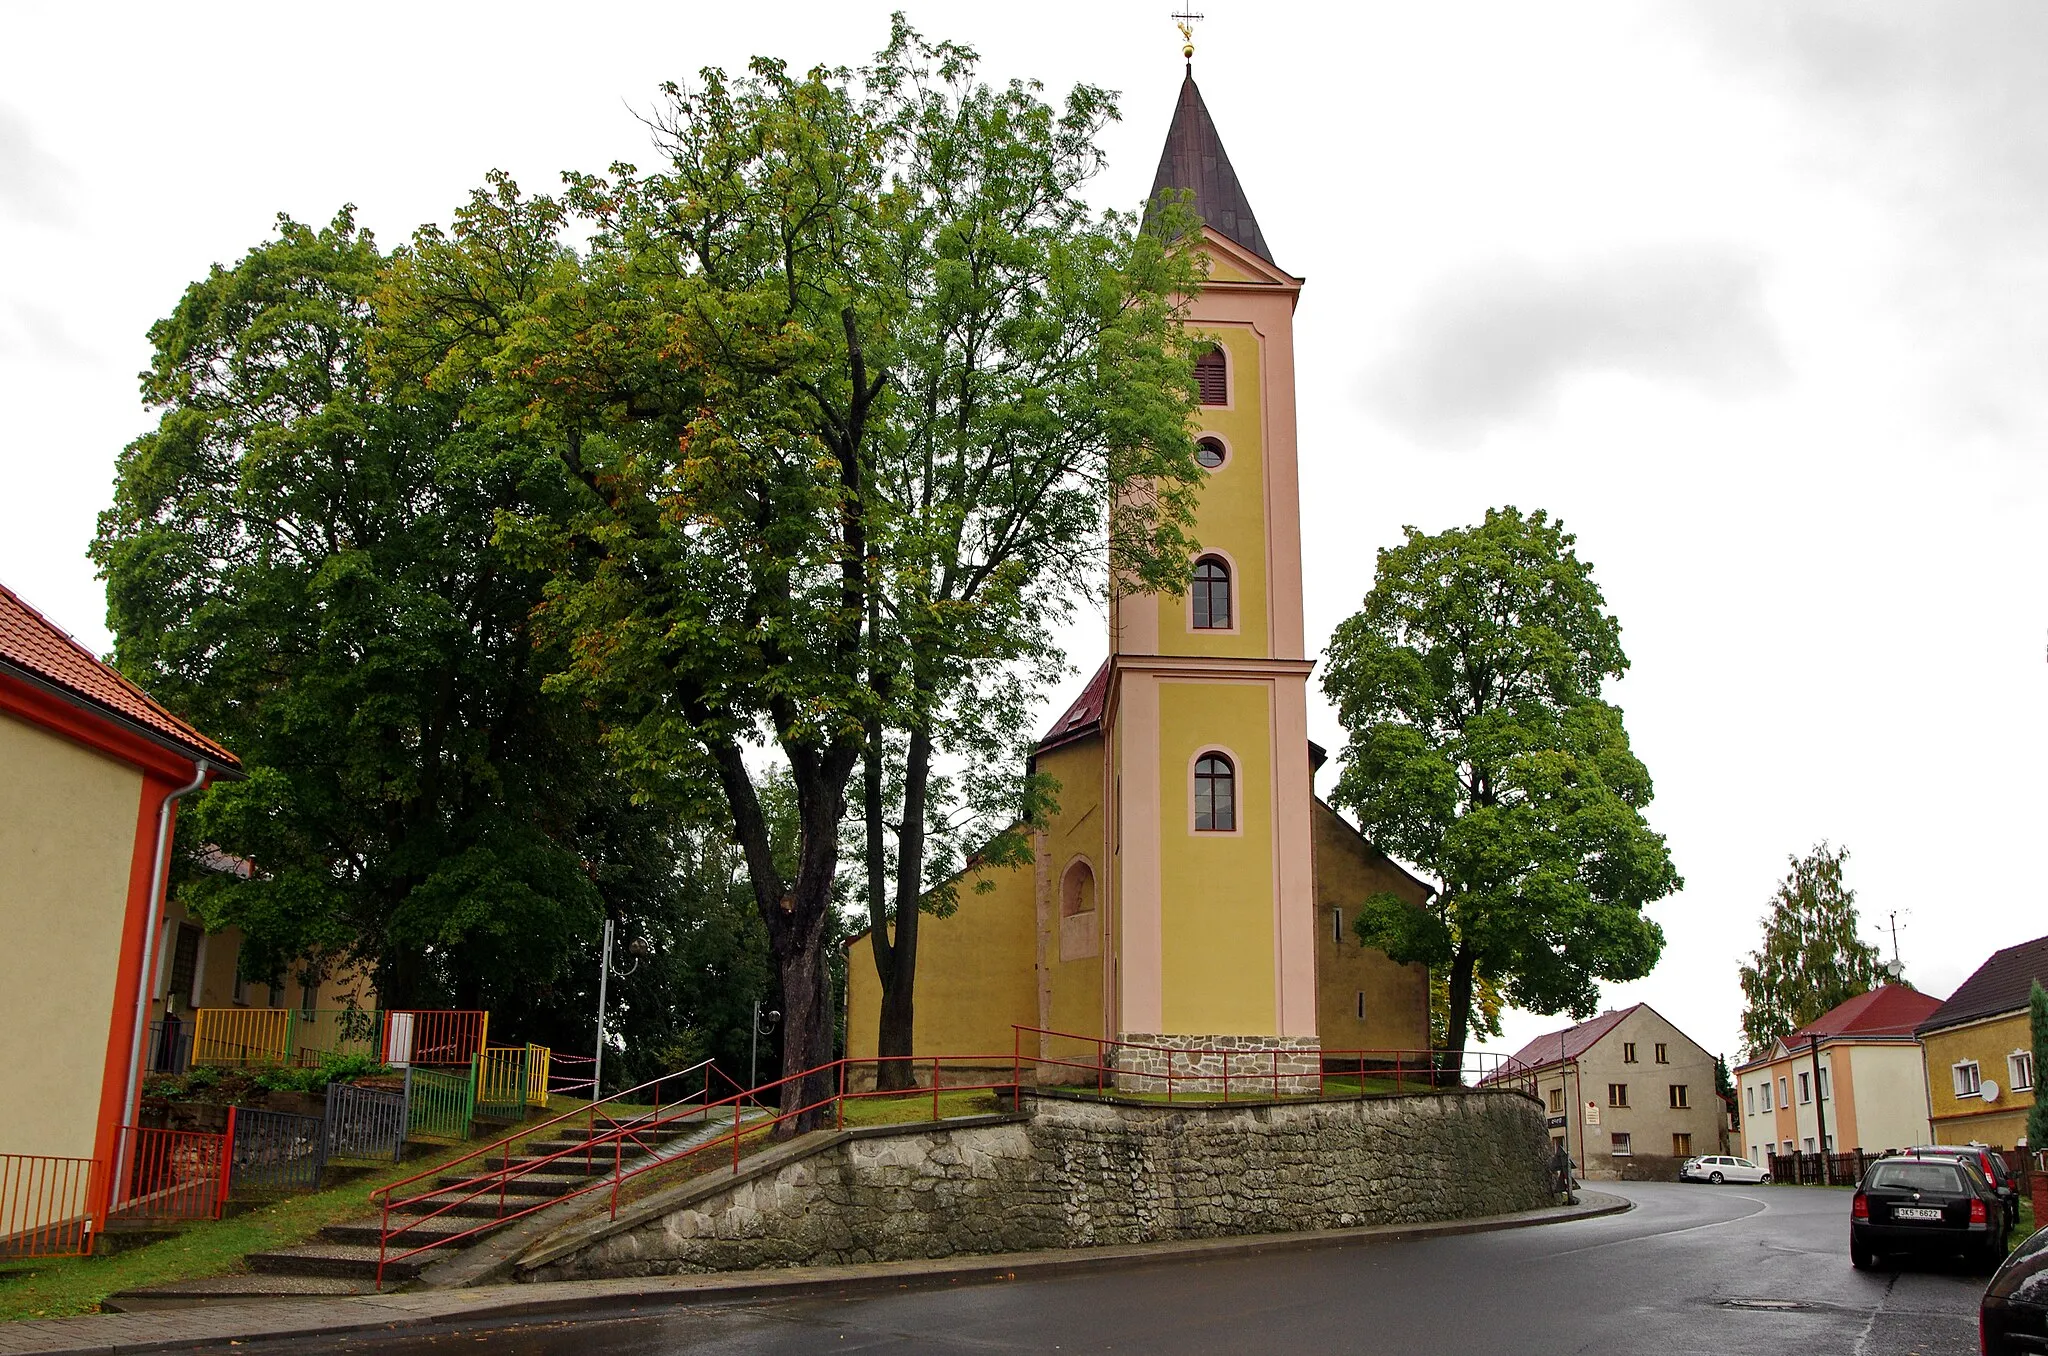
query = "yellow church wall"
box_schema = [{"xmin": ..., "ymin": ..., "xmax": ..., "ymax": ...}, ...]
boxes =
[
  {"xmin": 843, "ymin": 854, "xmax": 1039, "ymax": 1068},
  {"xmin": 1036, "ymin": 738, "xmax": 1106, "ymax": 1041},
  {"xmin": 1308, "ymin": 800, "xmax": 1431, "ymax": 1053},
  {"xmin": 1155, "ymin": 678, "xmax": 1276, "ymax": 1035},
  {"xmin": 1156, "ymin": 323, "xmax": 1269, "ymax": 661}
]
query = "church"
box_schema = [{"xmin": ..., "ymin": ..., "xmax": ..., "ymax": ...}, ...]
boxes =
[{"xmin": 845, "ymin": 67, "xmax": 1431, "ymax": 1084}]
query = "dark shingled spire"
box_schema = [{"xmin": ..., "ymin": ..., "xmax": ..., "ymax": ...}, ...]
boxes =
[{"xmin": 1149, "ymin": 71, "xmax": 1274, "ymax": 266}]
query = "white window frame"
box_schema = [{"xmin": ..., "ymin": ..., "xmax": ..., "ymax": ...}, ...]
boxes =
[
  {"xmin": 1818, "ymin": 1066, "xmax": 1829, "ymax": 1101},
  {"xmin": 1760, "ymin": 1080, "xmax": 1772, "ymax": 1112},
  {"xmin": 1952, "ymin": 1060, "xmax": 1982, "ymax": 1099},
  {"xmin": 2010, "ymin": 1050, "xmax": 2035, "ymax": 1092},
  {"xmin": 1797, "ymin": 1071, "xmax": 1810, "ymax": 1105},
  {"xmin": 1611, "ymin": 1131, "xmax": 1632, "ymax": 1157},
  {"xmin": 1745, "ymin": 1086, "xmax": 1755, "ymax": 1116},
  {"xmin": 1778, "ymin": 1076, "xmax": 1788, "ymax": 1106}
]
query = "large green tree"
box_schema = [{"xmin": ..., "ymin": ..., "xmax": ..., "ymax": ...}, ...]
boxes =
[
  {"xmin": 375, "ymin": 21, "xmax": 1205, "ymax": 1114},
  {"xmin": 1321, "ymin": 506, "xmax": 1679, "ymax": 1069},
  {"xmin": 93, "ymin": 210, "xmax": 671, "ymax": 1032},
  {"xmin": 1737, "ymin": 842, "xmax": 1887, "ymax": 1059}
]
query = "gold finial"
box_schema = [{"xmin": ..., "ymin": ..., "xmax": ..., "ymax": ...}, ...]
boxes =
[{"xmin": 1172, "ymin": 7, "xmax": 1203, "ymax": 64}]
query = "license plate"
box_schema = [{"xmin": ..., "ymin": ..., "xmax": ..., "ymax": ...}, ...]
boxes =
[{"xmin": 1893, "ymin": 1207, "xmax": 1942, "ymax": 1221}]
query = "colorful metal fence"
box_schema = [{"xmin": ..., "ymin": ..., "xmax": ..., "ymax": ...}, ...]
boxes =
[
  {"xmin": 112, "ymin": 1125, "xmax": 227, "ymax": 1222},
  {"xmin": 0, "ymin": 1154, "xmax": 102, "ymax": 1258},
  {"xmin": 405, "ymin": 1065, "xmax": 475, "ymax": 1140},
  {"xmin": 228, "ymin": 1107, "xmax": 327, "ymax": 1195},
  {"xmin": 523, "ymin": 1044, "xmax": 551, "ymax": 1109},
  {"xmin": 191, "ymin": 1008, "xmax": 293, "ymax": 1068},
  {"xmin": 382, "ymin": 1010, "xmax": 489, "ymax": 1067},
  {"xmin": 326, "ymin": 1083, "xmax": 407, "ymax": 1162},
  {"xmin": 473, "ymin": 1047, "xmax": 529, "ymax": 1120},
  {"xmin": 288, "ymin": 1007, "xmax": 383, "ymax": 1066},
  {"xmin": 145, "ymin": 1017, "xmax": 193, "ymax": 1074}
]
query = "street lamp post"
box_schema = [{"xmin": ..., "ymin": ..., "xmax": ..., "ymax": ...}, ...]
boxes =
[{"xmin": 591, "ymin": 918, "xmax": 646, "ymax": 1101}]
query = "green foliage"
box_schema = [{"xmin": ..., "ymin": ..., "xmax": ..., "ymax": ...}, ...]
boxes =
[
  {"xmin": 1426, "ymin": 952, "xmax": 1505, "ymax": 1049},
  {"xmin": 1322, "ymin": 507, "xmax": 1678, "ymax": 1059},
  {"xmin": 1737, "ymin": 842, "xmax": 1886, "ymax": 1059},
  {"xmin": 2029, "ymin": 980, "xmax": 2047, "ymax": 1151}
]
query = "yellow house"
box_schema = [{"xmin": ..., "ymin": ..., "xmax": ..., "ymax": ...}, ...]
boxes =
[
  {"xmin": 846, "ymin": 71, "xmax": 1431, "ymax": 1081},
  {"xmin": 0, "ymin": 580, "xmax": 240, "ymax": 1232},
  {"xmin": 1915, "ymin": 934, "xmax": 2044, "ymax": 1149}
]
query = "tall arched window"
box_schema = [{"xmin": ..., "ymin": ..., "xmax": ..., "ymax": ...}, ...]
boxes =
[
  {"xmin": 1194, "ymin": 752, "xmax": 1236, "ymax": 832},
  {"xmin": 1195, "ymin": 346, "xmax": 1228, "ymax": 405},
  {"xmin": 1192, "ymin": 556, "xmax": 1231, "ymax": 630}
]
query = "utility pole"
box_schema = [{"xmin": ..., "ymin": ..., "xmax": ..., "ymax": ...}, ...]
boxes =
[
  {"xmin": 592, "ymin": 917, "xmax": 613, "ymax": 1100},
  {"xmin": 1809, "ymin": 1033, "xmax": 1832, "ymax": 1185}
]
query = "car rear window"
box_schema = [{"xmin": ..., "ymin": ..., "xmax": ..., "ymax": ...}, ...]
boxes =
[{"xmin": 1869, "ymin": 1162, "xmax": 1964, "ymax": 1192}]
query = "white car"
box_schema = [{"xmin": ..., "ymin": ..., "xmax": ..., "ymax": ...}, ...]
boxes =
[{"xmin": 1680, "ymin": 1154, "xmax": 1770, "ymax": 1185}]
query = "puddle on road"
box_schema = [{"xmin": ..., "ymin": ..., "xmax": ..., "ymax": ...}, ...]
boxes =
[{"xmin": 1718, "ymin": 1297, "xmax": 1821, "ymax": 1312}]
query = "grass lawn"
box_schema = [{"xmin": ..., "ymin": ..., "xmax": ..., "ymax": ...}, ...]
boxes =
[
  {"xmin": 837, "ymin": 1089, "xmax": 1005, "ymax": 1127},
  {"xmin": 0, "ymin": 1096, "xmax": 603, "ymax": 1325}
]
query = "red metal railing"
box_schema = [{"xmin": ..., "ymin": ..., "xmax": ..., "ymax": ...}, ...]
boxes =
[
  {"xmin": 110, "ymin": 1121, "xmax": 231, "ymax": 1223},
  {"xmin": 370, "ymin": 1053, "xmax": 1012, "ymax": 1289},
  {"xmin": 381, "ymin": 1010, "xmax": 490, "ymax": 1066},
  {"xmin": 0, "ymin": 1154, "xmax": 103, "ymax": 1258},
  {"xmin": 1013, "ymin": 1026, "xmax": 1542, "ymax": 1103}
]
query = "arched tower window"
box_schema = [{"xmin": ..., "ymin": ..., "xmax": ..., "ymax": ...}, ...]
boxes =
[
  {"xmin": 1195, "ymin": 346, "xmax": 1228, "ymax": 406},
  {"xmin": 1060, "ymin": 860, "xmax": 1096, "ymax": 918},
  {"xmin": 1191, "ymin": 556, "xmax": 1232, "ymax": 630},
  {"xmin": 1194, "ymin": 752, "xmax": 1236, "ymax": 832},
  {"xmin": 1194, "ymin": 436, "xmax": 1227, "ymax": 469}
]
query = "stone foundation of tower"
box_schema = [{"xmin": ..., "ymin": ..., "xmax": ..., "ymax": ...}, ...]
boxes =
[{"xmin": 1111, "ymin": 1033, "xmax": 1322, "ymax": 1096}]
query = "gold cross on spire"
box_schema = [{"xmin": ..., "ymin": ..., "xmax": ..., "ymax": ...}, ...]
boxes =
[{"xmin": 1172, "ymin": 8, "xmax": 1204, "ymax": 65}]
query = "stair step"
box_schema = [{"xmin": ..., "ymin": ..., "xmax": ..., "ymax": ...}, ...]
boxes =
[
  {"xmin": 321, "ymin": 1217, "xmax": 477, "ymax": 1248},
  {"xmin": 430, "ymin": 1172, "xmax": 590, "ymax": 1197},
  {"xmin": 246, "ymin": 1242, "xmax": 437, "ymax": 1280},
  {"xmin": 105, "ymin": 1275, "xmax": 375, "ymax": 1310}
]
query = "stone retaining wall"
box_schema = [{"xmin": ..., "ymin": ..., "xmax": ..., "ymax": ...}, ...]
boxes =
[
  {"xmin": 523, "ymin": 1089, "xmax": 1551, "ymax": 1280},
  {"xmin": 1111, "ymin": 1033, "xmax": 1322, "ymax": 1095}
]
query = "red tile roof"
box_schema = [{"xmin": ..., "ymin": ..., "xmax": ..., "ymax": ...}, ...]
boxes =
[
  {"xmin": 1502, "ymin": 1005, "xmax": 1642, "ymax": 1072},
  {"xmin": 1781, "ymin": 985, "xmax": 1943, "ymax": 1046},
  {"xmin": 1035, "ymin": 658, "xmax": 1110, "ymax": 755},
  {"xmin": 0, "ymin": 581, "xmax": 239, "ymax": 769}
]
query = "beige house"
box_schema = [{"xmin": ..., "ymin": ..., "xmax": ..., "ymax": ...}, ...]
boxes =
[
  {"xmin": 1734, "ymin": 984, "xmax": 1941, "ymax": 1164},
  {"xmin": 1505, "ymin": 1004, "xmax": 1724, "ymax": 1179}
]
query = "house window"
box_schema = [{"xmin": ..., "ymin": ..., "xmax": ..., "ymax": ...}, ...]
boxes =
[
  {"xmin": 1745, "ymin": 1086, "xmax": 1755, "ymax": 1116},
  {"xmin": 1193, "ymin": 753, "xmax": 1236, "ymax": 831},
  {"xmin": 1778, "ymin": 1076, "xmax": 1788, "ymax": 1106},
  {"xmin": 1673, "ymin": 1133, "xmax": 1692, "ymax": 1157},
  {"xmin": 1817, "ymin": 1067, "xmax": 1829, "ymax": 1101},
  {"xmin": 1611, "ymin": 1132, "xmax": 1633, "ymax": 1157},
  {"xmin": 2011, "ymin": 1050, "xmax": 2035, "ymax": 1092},
  {"xmin": 267, "ymin": 976, "xmax": 285, "ymax": 1008},
  {"xmin": 166, "ymin": 924, "xmax": 201, "ymax": 1011},
  {"xmin": 298, "ymin": 972, "xmax": 319, "ymax": 1016},
  {"xmin": 1607, "ymin": 1083, "xmax": 1628, "ymax": 1108},
  {"xmin": 1191, "ymin": 556, "xmax": 1232, "ymax": 630},
  {"xmin": 1195, "ymin": 346, "xmax": 1227, "ymax": 405},
  {"xmin": 1760, "ymin": 1081, "xmax": 1772, "ymax": 1112},
  {"xmin": 1332, "ymin": 908, "xmax": 1343, "ymax": 944},
  {"xmin": 1655, "ymin": 1043, "xmax": 1668, "ymax": 1064},
  {"xmin": 1797, "ymin": 1072, "xmax": 1810, "ymax": 1104},
  {"xmin": 1195, "ymin": 436, "xmax": 1227, "ymax": 469},
  {"xmin": 1803, "ymin": 1137, "xmax": 1815, "ymax": 1154},
  {"xmin": 1622, "ymin": 1042, "xmax": 1637, "ymax": 1063},
  {"xmin": 1781, "ymin": 1139, "xmax": 1794, "ymax": 1155},
  {"xmin": 230, "ymin": 939, "xmax": 250, "ymax": 1006},
  {"xmin": 1549, "ymin": 1088, "xmax": 1565, "ymax": 1113},
  {"xmin": 1953, "ymin": 1061, "xmax": 1982, "ymax": 1098},
  {"xmin": 1669, "ymin": 1084, "xmax": 1689, "ymax": 1110}
]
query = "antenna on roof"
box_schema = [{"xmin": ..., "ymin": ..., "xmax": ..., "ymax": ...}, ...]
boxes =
[{"xmin": 1172, "ymin": 7, "xmax": 1204, "ymax": 68}]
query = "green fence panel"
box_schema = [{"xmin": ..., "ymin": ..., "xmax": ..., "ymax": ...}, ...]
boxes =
[
  {"xmin": 405, "ymin": 1066, "xmax": 475, "ymax": 1140},
  {"xmin": 473, "ymin": 1049, "xmax": 528, "ymax": 1122}
]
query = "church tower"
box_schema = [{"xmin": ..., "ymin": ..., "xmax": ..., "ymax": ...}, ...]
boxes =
[{"xmin": 1100, "ymin": 71, "xmax": 1320, "ymax": 1073}]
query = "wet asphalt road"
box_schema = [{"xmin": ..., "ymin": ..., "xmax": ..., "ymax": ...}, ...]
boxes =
[{"xmin": 245, "ymin": 1181, "xmax": 1992, "ymax": 1355}]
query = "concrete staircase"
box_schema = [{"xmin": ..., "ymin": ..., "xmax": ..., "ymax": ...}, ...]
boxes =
[{"xmin": 105, "ymin": 1107, "xmax": 751, "ymax": 1310}]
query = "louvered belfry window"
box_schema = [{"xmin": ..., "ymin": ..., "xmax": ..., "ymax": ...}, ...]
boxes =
[{"xmin": 1195, "ymin": 346, "xmax": 1227, "ymax": 405}]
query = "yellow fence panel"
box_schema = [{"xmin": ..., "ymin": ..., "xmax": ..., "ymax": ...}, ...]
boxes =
[
  {"xmin": 191, "ymin": 1009, "xmax": 292, "ymax": 1068},
  {"xmin": 523, "ymin": 1045, "xmax": 551, "ymax": 1108}
]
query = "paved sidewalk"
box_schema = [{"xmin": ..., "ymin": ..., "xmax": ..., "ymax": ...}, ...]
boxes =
[{"xmin": 0, "ymin": 1192, "xmax": 1629, "ymax": 1355}]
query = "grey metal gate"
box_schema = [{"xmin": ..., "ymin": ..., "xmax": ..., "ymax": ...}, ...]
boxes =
[
  {"xmin": 325, "ymin": 1082, "xmax": 407, "ymax": 1162},
  {"xmin": 229, "ymin": 1108, "xmax": 327, "ymax": 1194}
]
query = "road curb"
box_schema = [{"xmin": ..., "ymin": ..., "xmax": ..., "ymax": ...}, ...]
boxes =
[{"xmin": 0, "ymin": 1192, "xmax": 1631, "ymax": 1355}]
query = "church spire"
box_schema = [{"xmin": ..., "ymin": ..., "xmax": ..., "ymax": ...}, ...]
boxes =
[{"xmin": 1148, "ymin": 69, "xmax": 1275, "ymax": 266}]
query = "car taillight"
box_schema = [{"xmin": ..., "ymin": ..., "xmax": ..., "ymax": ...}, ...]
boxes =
[
  {"xmin": 1980, "ymin": 1152, "xmax": 1995, "ymax": 1178},
  {"xmin": 1853, "ymin": 1192, "xmax": 1869, "ymax": 1220},
  {"xmin": 1970, "ymin": 1197, "xmax": 1987, "ymax": 1224}
]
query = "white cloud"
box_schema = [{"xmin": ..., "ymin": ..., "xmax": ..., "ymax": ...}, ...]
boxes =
[{"xmin": 0, "ymin": 104, "xmax": 73, "ymax": 226}]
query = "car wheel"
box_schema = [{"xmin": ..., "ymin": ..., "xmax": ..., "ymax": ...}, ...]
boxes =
[
  {"xmin": 1710, "ymin": 1171, "xmax": 1724, "ymax": 1185},
  {"xmin": 1759, "ymin": 1173, "xmax": 1771, "ymax": 1184},
  {"xmin": 1851, "ymin": 1239, "xmax": 1876, "ymax": 1270}
]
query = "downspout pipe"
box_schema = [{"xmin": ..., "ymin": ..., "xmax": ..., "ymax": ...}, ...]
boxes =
[{"xmin": 114, "ymin": 758, "xmax": 211, "ymax": 1202}]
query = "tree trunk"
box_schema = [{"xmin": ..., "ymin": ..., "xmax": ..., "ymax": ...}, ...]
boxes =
[
  {"xmin": 873, "ymin": 725, "xmax": 932, "ymax": 1093},
  {"xmin": 1443, "ymin": 940, "xmax": 1476, "ymax": 1086}
]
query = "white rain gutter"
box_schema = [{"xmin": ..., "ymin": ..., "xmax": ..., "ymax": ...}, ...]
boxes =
[{"xmin": 112, "ymin": 757, "xmax": 211, "ymax": 1205}]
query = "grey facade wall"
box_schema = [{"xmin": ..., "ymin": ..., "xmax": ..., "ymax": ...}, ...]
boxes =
[{"xmin": 525, "ymin": 1090, "xmax": 1552, "ymax": 1281}]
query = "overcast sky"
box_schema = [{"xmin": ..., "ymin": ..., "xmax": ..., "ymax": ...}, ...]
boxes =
[{"xmin": 4, "ymin": 2, "xmax": 2043, "ymax": 1066}]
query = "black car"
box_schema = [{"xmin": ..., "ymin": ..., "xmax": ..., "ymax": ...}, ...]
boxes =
[
  {"xmin": 1904, "ymin": 1143, "xmax": 2019, "ymax": 1235},
  {"xmin": 1849, "ymin": 1155, "xmax": 2005, "ymax": 1271},
  {"xmin": 1981, "ymin": 1224, "xmax": 2048, "ymax": 1355}
]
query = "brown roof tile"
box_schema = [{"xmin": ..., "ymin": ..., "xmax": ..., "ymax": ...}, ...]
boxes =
[
  {"xmin": 1035, "ymin": 658, "xmax": 1110, "ymax": 755},
  {"xmin": 0, "ymin": 581, "xmax": 239, "ymax": 769},
  {"xmin": 1149, "ymin": 72, "xmax": 1275, "ymax": 266},
  {"xmin": 1916, "ymin": 934, "xmax": 2048, "ymax": 1035}
]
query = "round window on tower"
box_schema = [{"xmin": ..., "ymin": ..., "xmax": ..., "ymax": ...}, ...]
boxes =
[{"xmin": 1195, "ymin": 436, "xmax": 1227, "ymax": 470}]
